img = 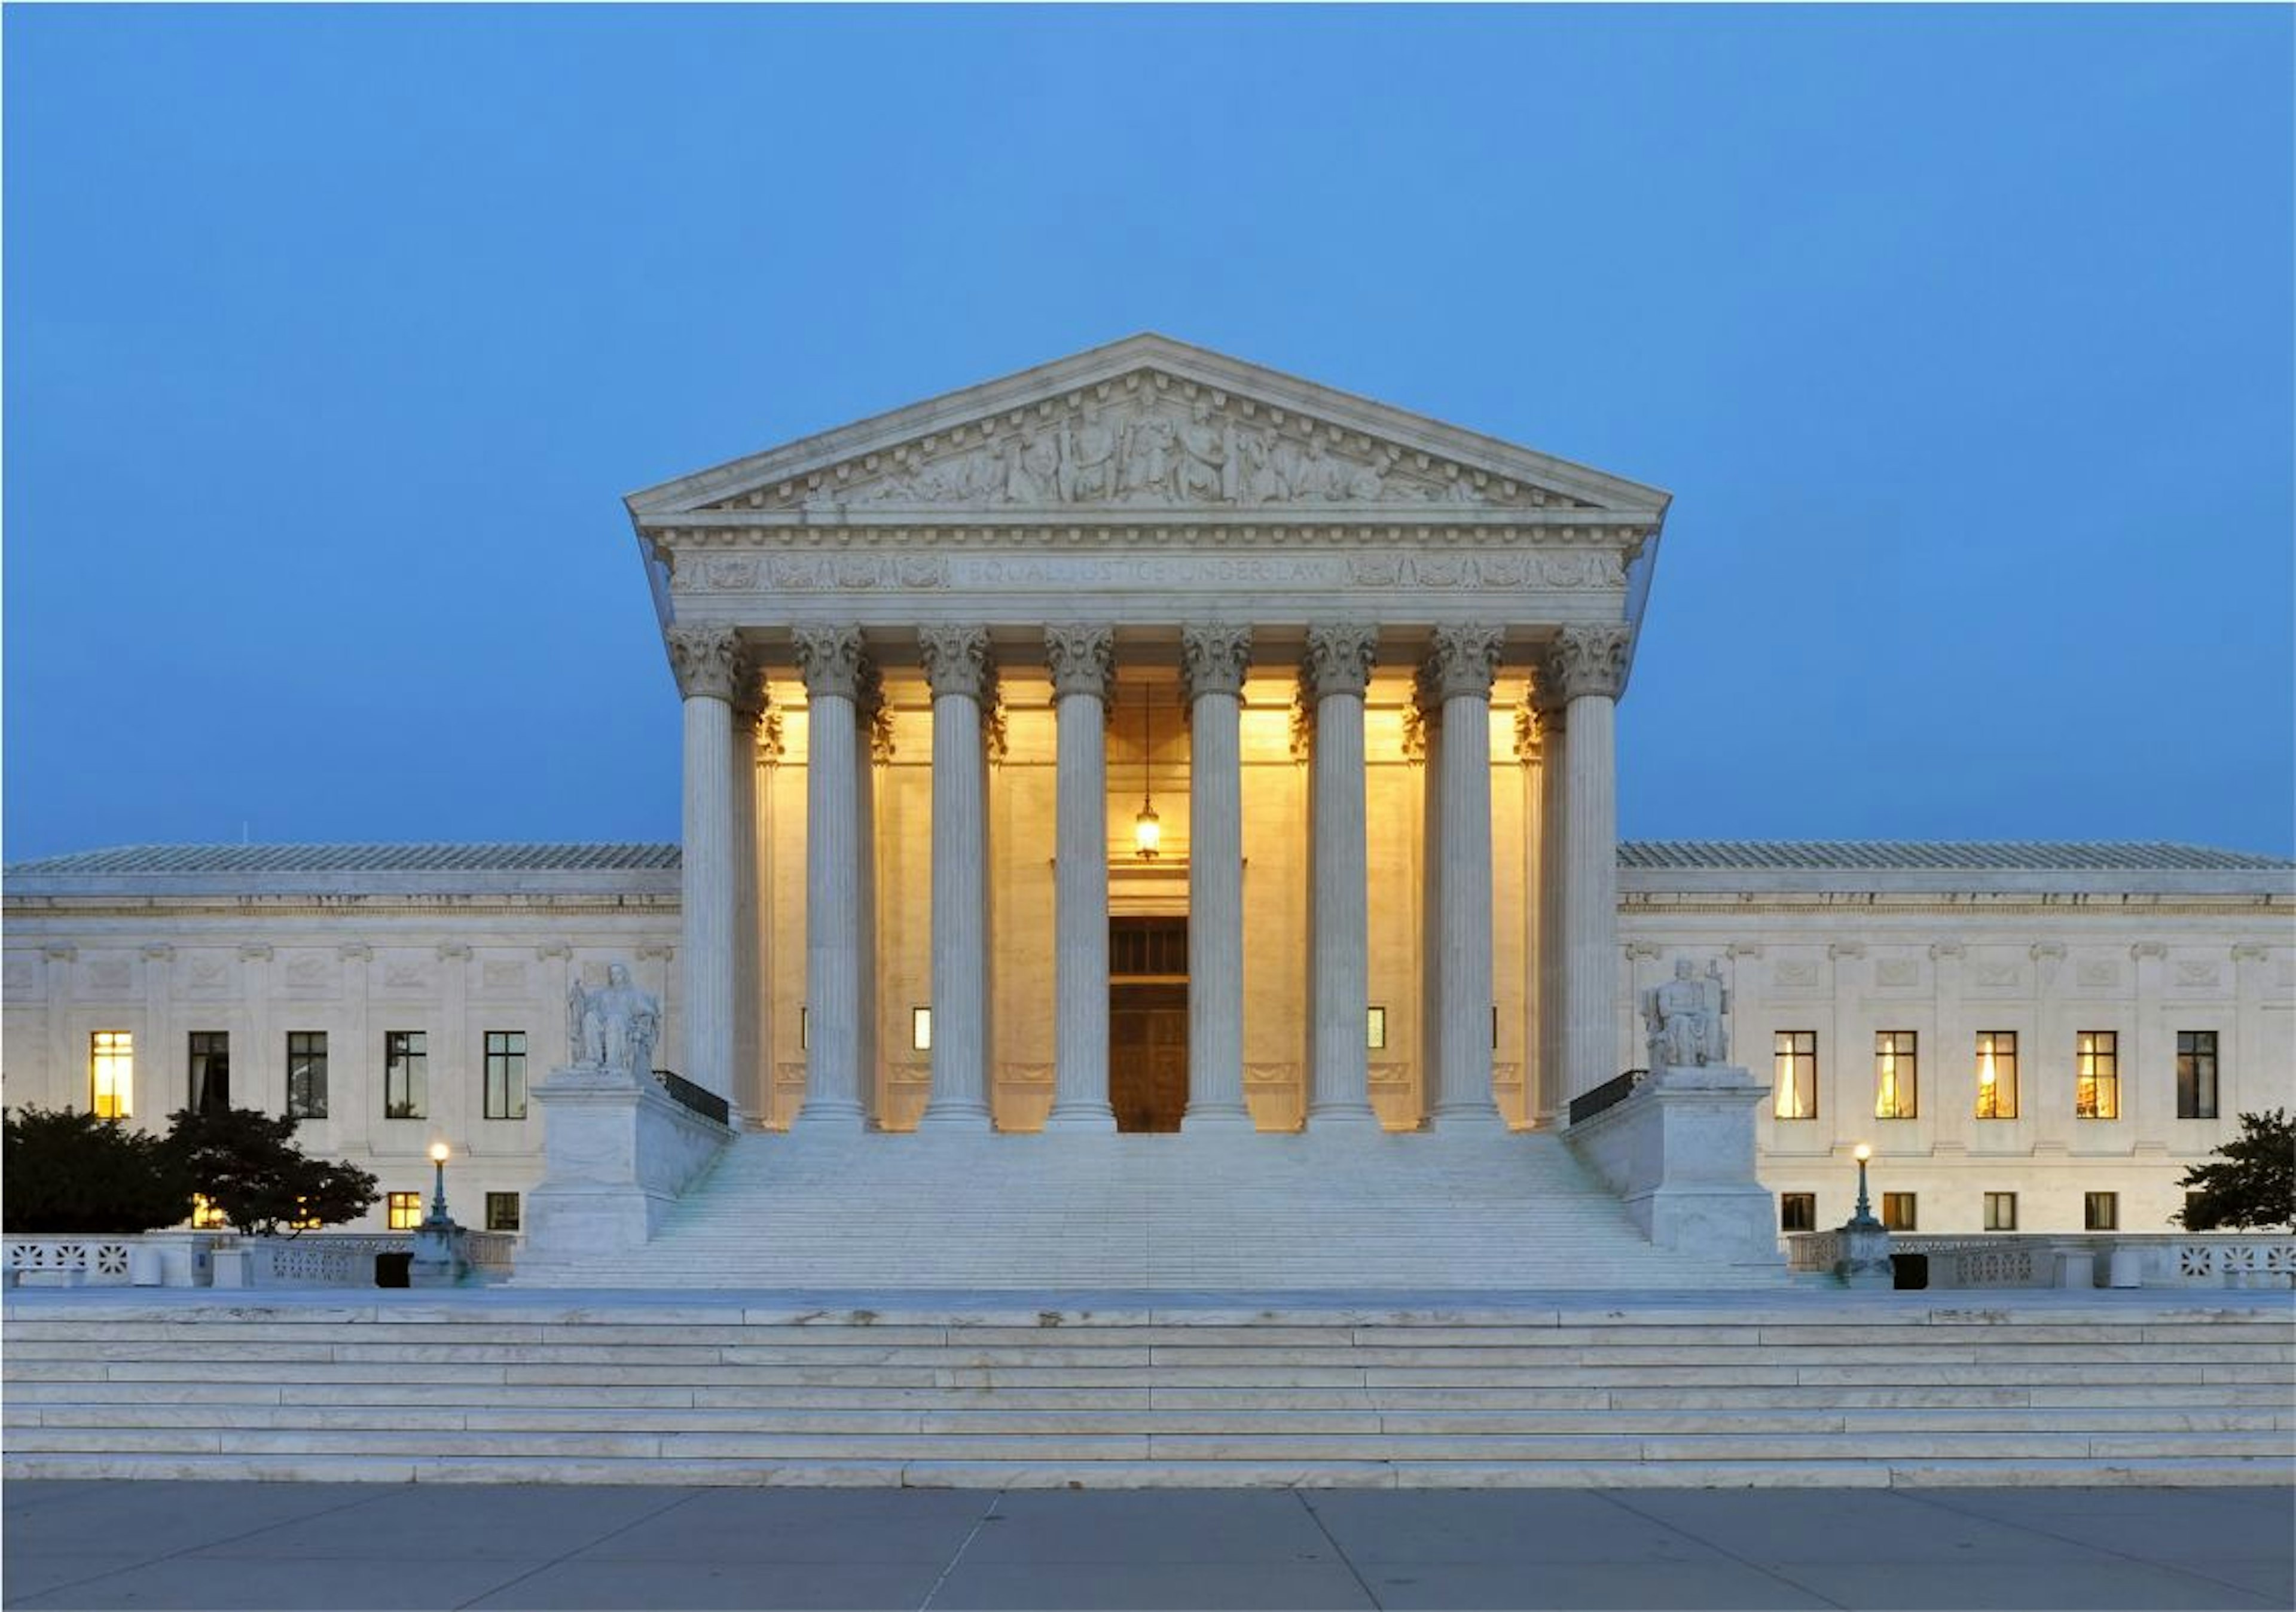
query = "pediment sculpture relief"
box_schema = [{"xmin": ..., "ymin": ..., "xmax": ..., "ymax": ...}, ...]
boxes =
[{"xmin": 704, "ymin": 375, "xmax": 1595, "ymax": 514}]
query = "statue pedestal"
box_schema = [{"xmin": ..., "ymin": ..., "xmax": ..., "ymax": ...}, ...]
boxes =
[
  {"xmin": 1565, "ymin": 1064, "xmax": 1784, "ymax": 1272},
  {"xmin": 1836, "ymin": 1220, "xmax": 1895, "ymax": 1289},
  {"xmin": 518, "ymin": 1063, "xmax": 731, "ymax": 1276}
]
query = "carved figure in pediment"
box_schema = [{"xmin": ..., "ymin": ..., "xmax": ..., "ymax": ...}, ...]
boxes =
[
  {"xmin": 1060, "ymin": 412, "xmax": 1119, "ymax": 502},
  {"xmin": 1177, "ymin": 403, "xmax": 1238, "ymax": 503},
  {"xmin": 1006, "ymin": 428, "xmax": 1061, "ymax": 504},
  {"xmin": 1236, "ymin": 430, "xmax": 1284, "ymax": 503},
  {"xmin": 1119, "ymin": 409, "xmax": 1178, "ymax": 502}
]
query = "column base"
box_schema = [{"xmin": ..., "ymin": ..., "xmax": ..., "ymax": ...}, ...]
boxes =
[
  {"xmin": 1426, "ymin": 1102, "xmax": 1506, "ymax": 1132},
  {"xmin": 793, "ymin": 1099, "xmax": 868, "ymax": 1129},
  {"xmin": 915, "ymin": 1101, "xmax": 993, "ymax": 1130},
  {"xmin": 1181, "ymin": 1104, "xmax": 1254, "ymax": 1132},
  {"xmin": 1040, "ymin": 1103, "xmax": 1116, "ymax": 1132},
  {"xmin": 1305, "ymin": 1103, "xmax": 1381, "ymax": 1128}
]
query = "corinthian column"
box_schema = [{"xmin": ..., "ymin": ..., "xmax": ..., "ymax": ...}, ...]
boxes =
[
  {"xmin": 1543, "ymin": 624, "xmax": 1631, "ymax": 1109},
  {"xmin": 918, "ymin": 626, "xmax": 993, "ymax": 1129},
  {"xmin": 1181, "ymin": 625, "xmax": 1253, "ymax": 1131},
  {"xmin": 668, "ymin": 625, "xmax": 741, "ymax": 1107},
  {"xmin": 1425, "ymin": 625, "xmax": 1506, "ymax": 1130},
  {"xmin": 1304, "ymin": 625, "xmax": 1379, "ymax": 1126},
  {"xmin": 793, "ymin": 625, "xmax": 869, "ymax": 1128},
  {"xmin": 1043, "ymin": 624, "xmax": 1116, "ymax": 1131}
]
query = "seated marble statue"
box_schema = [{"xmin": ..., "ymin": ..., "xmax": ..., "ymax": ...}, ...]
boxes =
[
  {"xmin": 566, "ymin": 962, "xmax": 661, "ymax": 1077},
  {"xmin": 1642, "ymin": 957, "xmax": 1730, "ymax": 1068}
]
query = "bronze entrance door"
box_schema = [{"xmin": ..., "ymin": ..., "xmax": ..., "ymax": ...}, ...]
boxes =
[{"xmin": 1110, "ymin": 917, "xmax": 1187, "ymax": 1133}]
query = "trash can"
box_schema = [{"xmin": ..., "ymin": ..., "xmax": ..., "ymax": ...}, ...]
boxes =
[{"xmin": 375, "ymin": 1251, "xmax": 412, "ymax": 1288}]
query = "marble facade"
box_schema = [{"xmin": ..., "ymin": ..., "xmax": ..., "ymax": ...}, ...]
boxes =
[{"xmin": 4, "ymin": 338, "xmax": 2291, "ymax": 1242}]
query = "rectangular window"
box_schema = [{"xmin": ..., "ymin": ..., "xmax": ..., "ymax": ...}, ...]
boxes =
[
  {"xmin": 386, "ymin": 1192, "xmax": 423, "ymax": 1231},
  {"xmin": 1773, "ymin": 1032, "xmax": 1818, "ymax": 1119},
  {"xmin": 1882, "ymin": 1192, "xmax": 1918, "ymax": 1232},
  {"xmin": 1973, "ymin": 1031, "xmax": 2017, "ymax": 1119},
  {"xmin": 89, "ymin": 1031, "xmax": 134, "ymax": 1119},
  {"xmin": 2077, "ymin": 1031, "xmax": 2120, "ymax": 1120},
  {"xmin": 384, "ymin": 1031, "xmax": 428, "ymax": 1121},
  {"xmin": 187, "ymin": 1031, "xmax": 231, "ymax": 1114},
  {"xmin": 2176, "ymin": 1031, "xmax": 2218, "ymax": 1119},
  {"xmin": 483, "ymin": 1030, "xmax": 527, "ymax": 1121},
  {"xmin": 1983, "ymin": 1191, "xmax": 2018, "ymax": 1232},
  {"xmin": 1779, "ymin": 1192, "xmax": 1816, "ymax": 1233},
  {"xmin": 2084, "ymin": 1191, "xmax": 2119, "ymax": 1232},
  {"xmin": 286, "ymin": 1031, "xmax": 329, "ymax": 1120},
  {"xmin": 1874, "ymin": 1031, "xmax": 1918, "ymax": 1119},
  {"xmin": 484, "ymin": 1192, "xmax": 521, "ymax": 1233},
  {"xmin": 189, "ymin": 1193, "xmax": 228, "ymax": 1231}
]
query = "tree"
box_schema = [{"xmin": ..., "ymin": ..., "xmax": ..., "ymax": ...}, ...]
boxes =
[
  {"xmin": 3, "ymin": 1107, "xmax": 195, "ymax": 1234},
  {"xmin": 2173, "ymin": 1110, "xmax": 2295, "ymax": 1231},
  {"xmin": 163, "ymin": 1107, "xmax": 380, "ymax": 1237}
]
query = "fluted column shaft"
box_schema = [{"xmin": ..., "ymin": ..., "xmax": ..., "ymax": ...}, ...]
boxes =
[
  {"xmin": 1533, "ymin": 701, "xmax": 1570, "ymax": 1125},
  {"xmin": 729, "ymin": 685, "xmax": 764, "ymax": 1128},
  {"xmin": 794, "ymin": 627, "xmax": 868, "ymax": 1128},
  {"xmin": 1306, "ymin": 627, "xmax": 1378, "ymax": 1125},
  {"xmin": 1044, "ymin": 626, "xmax": 1116, "ymax": 1131},
  {"xmin": 1428, "ymin": 627, "xmax": 1506, "ymax": 1129},
  {"xmin": 1546, "ymin": 627, "xmax": 1631, "ymax": 1109},
  {"xmin": 920, "ymin": 627, "xmax": 993, "ymax": 1129},
  {"xmin": 1181, "ymin": 626, "xmax": 1252, "ymax": 1130},
  {"xmin": 668, "ymin": 627, "xmax": 740, "ymax": 1106}
]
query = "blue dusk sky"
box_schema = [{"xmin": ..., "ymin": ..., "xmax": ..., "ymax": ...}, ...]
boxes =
[{"xmin": 6, "ymin": 6, "xmax": 2291, "ymax": 862}]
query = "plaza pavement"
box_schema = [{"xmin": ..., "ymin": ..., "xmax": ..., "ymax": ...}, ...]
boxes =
[{"xmin": 2, "ymin": 1479, "xmax": 2289, "ymax": 1610}]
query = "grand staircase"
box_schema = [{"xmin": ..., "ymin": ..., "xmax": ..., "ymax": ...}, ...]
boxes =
[
  {"xmin": 514, "ymin": 1128, "xmax": 1786, "ymax": 1290},
  {"xmin": 6, "ymin": 1295, "xmax": 2289, "ymax": 1488}
]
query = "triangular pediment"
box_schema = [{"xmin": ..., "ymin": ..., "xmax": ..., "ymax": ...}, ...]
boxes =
[{"xmin": 627, "ymin": 335, "xmax": 1669, "ymax": 523}]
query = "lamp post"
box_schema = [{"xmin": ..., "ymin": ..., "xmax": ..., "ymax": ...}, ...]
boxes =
[
  {"xmin": 1834, "ymin": 1141, "xmax": 1894, "ymax": 1289},
  {"xmin": 408, "ymin": 1141, "xmax": 468, "ymax": 1289}
]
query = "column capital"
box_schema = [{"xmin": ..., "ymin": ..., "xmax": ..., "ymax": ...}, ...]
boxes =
[
  {"xmin": 793, "ymin": 625, "xmax": 870, "ymax": 701},
  {"xmin": 1180, "ymin": 625, "xmax": 1253, "ymax": 703},
  {"xmin": 1302, "ymin": 624, "xmax": 1377, "ymax": 699},
  {"xmin": 919, "ymin": 626, "xmax": 994, "ymax": 700},
  {"xmin": 730, "ymin": 651, "xmax": 770, "ymax": 727},
  {"xmin": 1540, "ymin": 624, "xmax": 1632, "ymax": 703},
  {"xmin": 1044, "ymin": 624, "xmax": 1116, "ymax": 703},
  {"xmin": 1423, "ymin": 624, "xmax": 1504, "ymax": 703},
  {"xmin": 667, "ymin": 625, "xmax": 743, "ymax": 703}
]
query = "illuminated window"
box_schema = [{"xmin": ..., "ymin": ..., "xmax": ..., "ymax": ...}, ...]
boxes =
[
  {"xmin": 484, "ymin": 1031, "xmax": 527, "ymax": 1121},
  {"xmin": 287, "ymin": 1031, "xmax": 328, "ymax": 1120},
  {"xmin": 485, "ymin": 1192, "xmax": 521, "ymax": 1233},
  {"xmin": 1983, "ymin": 1192, "xmax": 2017, "ymax": 1231},
  {"xmin": 1773, "ymin": 1032, "xmax": 1817, "ymax": 1119},
  {"xmin": 2084, "ymin": 1192, "xmax": 2119, "ymax": 1231},
  {"xmin": 89, "ymin": 1031, "xmax": 134, "ymax": 1118},
  {"xmin": 1779, "ymin": 1192, "xmax": 1816, "ymax": 1233},
  {"xmin": 386, "ymin": 1192, "xmax": 422, "ymax": 1231},
  {"xmin": 384, "ymin": 1031, "xmax": 428, "ymax": 1120},
  {"xmin": 289, "ymin": 1197, "xmax": 323, "ymax": 1232},
  {"xmin": 1882, "ymin": 1192, "xmax": 1918, "ymax": 1232},
  {"xmin": 911, "ymin": 1008, "xmax": 932, "ymax": 1052},
  {"xmin": 2176, "ymin": 1031, "xmax": 2218, "ymax": 1119},
  {"xmin": 1367, "ymin": 1007, "xmax": 1387, "ymax": 1051},
  {"xmin": 1973, "ymin": 1032, "xmax": 2017, "ymax": 1119},
  {"xmin": 1874, "ymin": 1032, "xmax": 1918, "ymax": 1120},
  {"xmin": 188, "ymin": 1031, "xmax": 231, "ymax": 1114},
  {"xmin": 2077, "ymin": 1031, "xmax": 2120, "ymax": 1119},
  {"xmin": 190, "ymin": 1193, "xmax": 229, "ymax": 1231}
]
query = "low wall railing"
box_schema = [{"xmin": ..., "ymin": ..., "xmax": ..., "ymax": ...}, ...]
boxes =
[
  {"xmin": 5, "ymin": 1226, "xmax": 521, "ymax": 1289},
  {"xmin": 1783, "ymin": 1230, "xmax": 2296, "ymax": 1289}
]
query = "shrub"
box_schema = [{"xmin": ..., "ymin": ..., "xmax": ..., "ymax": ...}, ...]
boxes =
[{"xmin": 2, "ymin": 1106, "xmax": 195, "ymax": 1234}]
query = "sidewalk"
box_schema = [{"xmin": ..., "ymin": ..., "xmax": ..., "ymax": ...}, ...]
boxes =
[{"xmin": 4, "ymin": 1479, "xmax": 2289, "ymax": 1610}]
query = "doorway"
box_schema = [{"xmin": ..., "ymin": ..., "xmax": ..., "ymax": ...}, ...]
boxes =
[{"xmin": 1110, "ymin": 917, "xmax": 1187, "ymax": 1132}]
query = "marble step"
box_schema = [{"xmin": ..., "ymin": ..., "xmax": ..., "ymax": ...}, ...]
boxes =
[{"xmin": 9, "ymin": 1449, "xmax": 2287, "ymax": 1491}]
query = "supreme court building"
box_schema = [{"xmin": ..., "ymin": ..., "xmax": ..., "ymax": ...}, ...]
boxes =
[{"xmin": 5, "ymin": 336, "xmax": 2290, "ymax": 1254}]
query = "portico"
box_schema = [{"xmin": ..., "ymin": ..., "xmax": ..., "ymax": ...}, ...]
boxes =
[{"xmin": 626, "ymin": 336, "xmax": 1669, "ymax": 1137}]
